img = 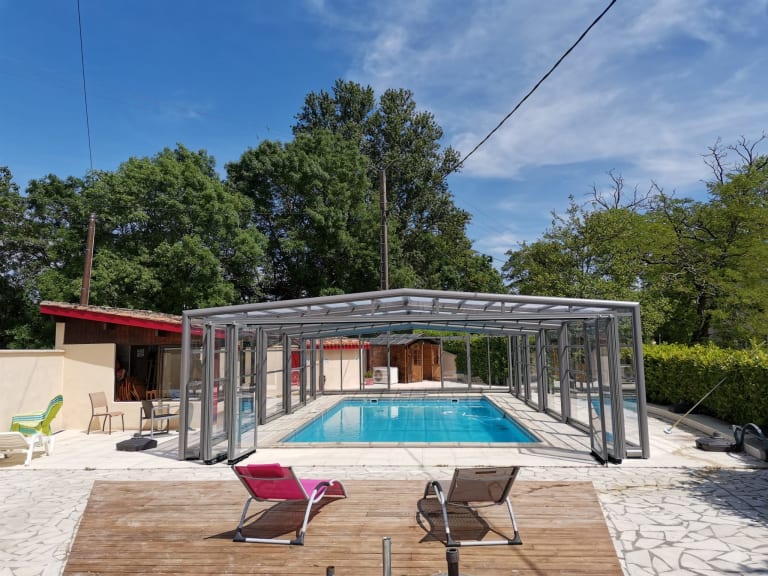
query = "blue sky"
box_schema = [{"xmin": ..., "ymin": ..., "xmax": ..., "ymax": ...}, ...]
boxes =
[{"xmin": 2, "ymin": 1, "xmax": 767, "ymax": 268}]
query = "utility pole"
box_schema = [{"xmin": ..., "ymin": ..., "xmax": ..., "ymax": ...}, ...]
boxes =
[
  {"xmin": 379, "ymin": 168, "xmax": 389, "ymax": 290},
  {"xmin": 80, "ymin": 213, "xmax": 96, "ymax": 305}
]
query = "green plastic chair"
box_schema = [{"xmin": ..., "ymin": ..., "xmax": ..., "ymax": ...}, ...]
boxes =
[{"xmin": 10, "ymin": 395, "xmax": 64, "ymax": 436}]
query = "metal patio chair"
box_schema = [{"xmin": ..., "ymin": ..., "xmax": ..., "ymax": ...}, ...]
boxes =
[{"xmin": 87, "ymin": 392, "xmax": 124, "ymax": 434}]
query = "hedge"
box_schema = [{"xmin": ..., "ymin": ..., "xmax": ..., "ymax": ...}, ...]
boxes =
[{"xmin": 643, "ymin": 343, "xmax": 768, "ymax": 426}]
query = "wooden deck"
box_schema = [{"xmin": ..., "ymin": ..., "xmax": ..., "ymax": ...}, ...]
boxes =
[{"xmin": 64, "ymin": 479, "xmax": 622, "ymax": 575}]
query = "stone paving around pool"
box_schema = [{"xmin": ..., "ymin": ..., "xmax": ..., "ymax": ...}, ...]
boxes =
[{"xmin": 1, "ymin": 396, "xmax": 767, "ymax": 576}]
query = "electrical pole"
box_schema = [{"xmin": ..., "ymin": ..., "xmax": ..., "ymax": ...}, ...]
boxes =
[
  {"xmin": 379, "ymin": 168, "xmax": 389, "ymax": 290},
  {"xmin": 80, "ymin": 213, "xmax": 96, "ymax": 305}
]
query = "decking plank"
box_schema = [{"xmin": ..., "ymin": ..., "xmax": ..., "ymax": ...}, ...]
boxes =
[{"xmin": 64, "ymin": 479, "xmax": 622, "ymax": 576}]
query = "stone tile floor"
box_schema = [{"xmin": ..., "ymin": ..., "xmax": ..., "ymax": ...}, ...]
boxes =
[{"xmin": 1, "ymin": 397, "xmax": 766, "ymax": 576}]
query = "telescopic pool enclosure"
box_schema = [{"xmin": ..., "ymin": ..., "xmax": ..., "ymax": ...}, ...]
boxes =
[{"xmin": 178, "ymin": 289, "xmax": 649, "ymax": 464}]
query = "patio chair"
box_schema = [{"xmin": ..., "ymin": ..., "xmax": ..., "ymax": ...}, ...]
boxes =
[
  {"xmin": 138, "ymin": 400, "xmax": 176, "ymax": 438},
  {"xmin": 423, "ymin": 466, "xmax": 522, "ymax": 547},
  {"xmin": 10, "ymin": 394, "xmax": 63, "ymax": 437},
  {"xmin": 232, "ymin": 463, "xmax": 347, "ymax": 545},
  {"xmin": 87, "ymin": 392, "xmax": 124, "ymax": 434},
  {"xmin": 0, "ymin": 431, "xmax": 48, "ymax": 466}
]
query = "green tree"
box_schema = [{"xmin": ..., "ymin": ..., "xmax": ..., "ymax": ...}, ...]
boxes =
[
  {"xmin": 293, "ymin": 79, "xmax": 504, "ymax": 293},
  {"xmin": 502, "ymin": 180, "xmax": 669, "ymax": 341},
  {"xmin": 26, "ymin": 145, "xmax": 265, "ymax": 313},
  {"xmin": 647, "ymin": 137, "xmax": 768, "ymax": 345},
  {"xmin": 227, "ymin": 130, "xmax": 379, "ymax": 299},
  {"xmin": 0, "ymin": 167, "xmax": 54, "ymax": 347}
]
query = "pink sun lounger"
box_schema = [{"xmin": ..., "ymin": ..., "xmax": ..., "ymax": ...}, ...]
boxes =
[{"xmin": 232, "ymin": 463, "xmax": 347, "ymax": 545}]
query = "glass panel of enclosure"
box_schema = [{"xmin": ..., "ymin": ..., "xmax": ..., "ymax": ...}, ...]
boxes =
[
  {"xmin": 201, "ymin": 323, "xmax": 229, "ymax": 463},
  {"xmin": 513, "ymin": 336, "xmax": 528, "ymax": 400},
  {"xmin": 566, "ymin": 321, "xmax": 591, "ymax": 427},
  {"xmin": 587, "ymin": 317, "xmax": 624, "ymax": 462},
  {"xmin": 471, "ymin": 335, "xmax": 508, "ymax": 390},
  {"xmin": 442, "ymin": 336, "xmax": 469, "ymax": 386},
  {"xmin": 363, "ymin": 332, "xmax": 385, "ymax": 390},
  {"xmin": 618, "ymin": 316, "xmax": 641, "ymax": 449},
  {"xmin": 543, "ymin": 329, "xmax": 561, "ymax": 416},
  {"xmin": 585, "ymin": 320, "xmax": 607, "ymax": 461},
  {"xmin": 443, "ymin": 334, "xmax": 475, "ymax": 391},
  {"xmin": 181, "ymin": 326, "xmax": 204, "ymax": 459},
  {"xmin": 306, "ymin": 338, "xmax": 318, "ymax": 400},
  {"xmin": 510, "ymin": 336, "xmax": 521, "ymax": 396},
  {"xmin": 487, "ymin": 336, "xmax": 510, "ymax": 389},
  {"xmin": 265, "ymin": 333, "xmax": 284, "ymax": 420},
  {"xmin": 527, "ymin": 335, "xmax": 538, "ymax": 405},
  {"xmin": 229, "ymin": 326, "xmax": 257, "ymax": 461},
  {"xmin": 289, "ymin": 338, "xmax": 302, "ymax": 409}
]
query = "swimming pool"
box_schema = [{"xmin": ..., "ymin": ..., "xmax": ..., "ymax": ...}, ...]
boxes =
[{"xmin": 282, "ymin": 397, "xmax": 540, "ymax": 443}]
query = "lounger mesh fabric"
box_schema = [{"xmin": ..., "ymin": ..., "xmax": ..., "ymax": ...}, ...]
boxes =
[
  {"xmin": 424, "ymin": 466, "xmax": 522, "ymax": 547},
  {"xmin": 232, "ymin": 463, "xmax": 347, "ymax": 545}
]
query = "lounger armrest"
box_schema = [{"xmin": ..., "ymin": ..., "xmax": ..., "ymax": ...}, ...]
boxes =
[{"xmin": 424, "ymin": 479, "xmax": 446, "ymax": 500}]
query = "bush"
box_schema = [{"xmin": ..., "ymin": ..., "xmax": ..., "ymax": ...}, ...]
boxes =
[{"xmin": 643, "ymin": 343, "xmax": 768, "ymax": 426}]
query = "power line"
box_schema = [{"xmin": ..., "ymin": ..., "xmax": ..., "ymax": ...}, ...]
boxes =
[
  {"xmin": 77, "ymin": 0, "xmax": 94, "ymax": 172},
  {"xmin": 453, "ymin": 0, "xmax": 618, "ymax": 173}
]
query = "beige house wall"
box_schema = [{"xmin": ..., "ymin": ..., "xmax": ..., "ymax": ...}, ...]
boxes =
[
  {"xmin": 321, "ymin": 348, "xmax": 365, "ymax": 392},
  {"xmin": 2, "ymin": 324, "xmax": 364, "ymax": 434},
  {"xmin": 62, "ymin": 342, "xmax": 142, "ymax": 432},
  {"xmin": 0, "ymin": 350, "xmax": 64, "ymax": 430},
  {"xmin": 264, "ymin": 347, "xmax": 365, "ymax": 396},
  {"xmin": 2, "ymin": 324, "xmax": 146, "ymax": 433}
]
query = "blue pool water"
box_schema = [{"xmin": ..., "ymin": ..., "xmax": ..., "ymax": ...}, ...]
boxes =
[
  {"xmin": 283, "ymin": 398, "xmax": 539, "ymax": 443},
  {"xmin": 590, "ymin": 396, "xmax": 638, "ymax": 415}
]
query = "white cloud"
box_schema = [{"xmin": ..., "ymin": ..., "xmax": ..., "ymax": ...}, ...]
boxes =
[
  {"xmin": 303, "ymin": 0, "xmax": 768, "ymax": 259},
  {"xmin": 331, "ymin": 0, "xmax": 767, "ymax": 193}
]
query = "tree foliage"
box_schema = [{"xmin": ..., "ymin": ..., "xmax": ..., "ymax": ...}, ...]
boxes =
[
  {"xmin": 0, "ymin": 167, "xmax": 54, "ymax": 347},
  {"xmin": 503, "ymin": 136, "xmax": 768, "ymax": 347},
  {"xmin": 23, "ymin": 145, "xmax": 265, "ymax": 315},
  {"xmin": 227, "ymin": 130, "xmax": 379, "ymax": 299},
  {"xmin": 1, "ymin": 81, "xmax": 507, "ymax": 348},
  {"xmin": 3, "ymin": 77, "xmax": 764, "ymax": 353},
  {"xmin": 293, "ymin": 79, "xmax": 504, "ymax": 293},
  {"xmin": 646, "ymin": 138, "xmax": 768, "ymax": 345}
]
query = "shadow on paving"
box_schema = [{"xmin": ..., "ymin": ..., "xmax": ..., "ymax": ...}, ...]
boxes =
[{"xmin": 686, "ymin": 468, "xmax": 768, "ymax": 524}]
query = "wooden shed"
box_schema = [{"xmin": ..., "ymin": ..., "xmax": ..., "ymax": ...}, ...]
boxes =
[{"xmin": 367, "ymin": 334, "xmax": 444, "ymax": 384}]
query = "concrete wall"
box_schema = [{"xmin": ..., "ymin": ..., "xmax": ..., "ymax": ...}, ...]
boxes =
[
  {"xmin": 0, "ymin": 350, "xmax": 64, "ymax": 430},
  {"xmin": 321, "ymin": 348, "xmax": 365, "ymax": 392},
  {"xmin": 64, "ymin": 342, "xmax": 125, "ymax": 431},
  {"xmin": 2, "ymin": 325, "xmax": 363, "ymax": 434},
  {"xmin": 1, "ymin": 339, "xmax": 145, "ymax": 433}
]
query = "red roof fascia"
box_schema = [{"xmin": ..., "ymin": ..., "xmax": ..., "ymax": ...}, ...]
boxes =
[
  {"xmin": 39, "ymin": 304, "xmax": 182, "ymax": 333},
  {"xmin": 311, "ymin": 341, "xmax": 370, "ymax": 350}
]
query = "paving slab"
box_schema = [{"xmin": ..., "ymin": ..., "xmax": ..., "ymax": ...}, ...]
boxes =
[{"xmin": 1, "ymin": 399, "xmax": 767, "ymax": 576}]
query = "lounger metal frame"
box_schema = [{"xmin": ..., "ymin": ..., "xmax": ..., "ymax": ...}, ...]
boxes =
[{"xmin": 424, "ymin": 466, "xmax": 522, "ymax": 547}]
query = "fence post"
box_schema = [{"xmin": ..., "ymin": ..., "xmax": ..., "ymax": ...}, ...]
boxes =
[
  {"xmin": 382, "ymin": 536, "xmax": 392, "ymax": 576},
  {"xmin": 446, "ymin": 547, "xmax": 460, "ymax": 576}
]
